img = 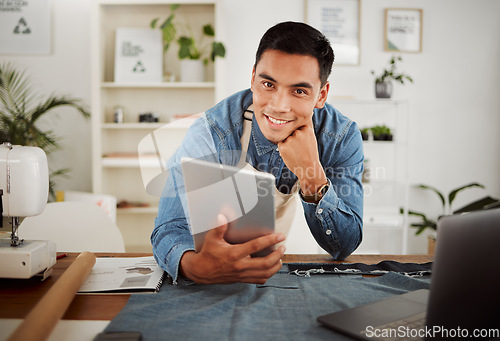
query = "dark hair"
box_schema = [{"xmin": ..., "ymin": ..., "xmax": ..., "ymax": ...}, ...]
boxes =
[{"xmin": 254, "ymin": 21, "xmax": 335, "ymax": 87}]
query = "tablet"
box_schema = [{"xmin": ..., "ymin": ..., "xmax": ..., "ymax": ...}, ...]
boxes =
[{"xmin": 181, "ymin": 157, "xmax": 275, "ymax": 257}]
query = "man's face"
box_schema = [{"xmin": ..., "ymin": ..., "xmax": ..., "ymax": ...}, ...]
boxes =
[{"xmin": 251, "ymin": 49, "xmax": 329, "ymax": 144}]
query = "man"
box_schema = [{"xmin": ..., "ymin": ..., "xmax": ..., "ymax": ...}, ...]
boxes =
[{"xmin": 152, "ymin": 21, "xmax": 364, "ymax": 285}]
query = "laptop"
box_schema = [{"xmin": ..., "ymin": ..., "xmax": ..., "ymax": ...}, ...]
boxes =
[
  {"xmin": 181, "ymin": 157, "xmax": 276, "ymax": 257},
  {"xmin": 317, "ymin": 208, "xmax": 500, "ymax": 340}
]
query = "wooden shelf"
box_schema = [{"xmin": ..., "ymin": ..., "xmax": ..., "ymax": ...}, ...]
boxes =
[
  {"xmin": 102, "ymin": 157, "xmax": 159, "ymax": 168},
  {"xmin": 330, "ymin": 98, "xmax": 409, "ymax": 105},
  {"xmin": 98, "ymin": 0, "xmax": 215, "ymax": 5},
  {"xmin": 117, "ymin": 206, "xmax": 158, "ymax": 214},
  {"xmin": 102, "ymin": 122, "xmax": 194, "ymax": 129},
  {"xmin": 101, "ymin": 82, "xmax": 215, "ymax": 89}
]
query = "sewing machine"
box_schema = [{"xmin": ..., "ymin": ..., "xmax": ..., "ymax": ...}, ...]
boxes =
[{"xmin": 0, "ymin": 142, "xmax": 56, "ymax": 280}]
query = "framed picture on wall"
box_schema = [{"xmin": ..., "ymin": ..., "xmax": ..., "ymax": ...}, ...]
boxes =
[
  {"xmin": 385, "ymin": 8, "xmax": 423, "ymax": 53},
  {"xmin": 306, "ymin": 0, "xmax": 360, "ymax": 65},
  {"xmin": 0, "ymin": 0, "xmax": 51, "ymax": 54},
  {"xmin": 114, "ymin": 28, "xmax": 163, "ymax": 83}
]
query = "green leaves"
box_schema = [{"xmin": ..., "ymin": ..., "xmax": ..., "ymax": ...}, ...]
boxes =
[
  {"xmin": 151, "ymin": 5, "xmax": 225, "ymax": 63},
  {"xmin": 203, "ymin": 24, "xmax": 215, "ymax": 37},
  {"xmin": 150, "ymin": 18, "xmax": 159, "ymax": 29},
  {"xmin": 177, "ymin": 26, "xmax": 225, "ymax": 62},
  {"xmin": 177, "ymin": 36, "xmax": 201, "ymax": 60},
  {"xmin": 405, "ymin": 182, "xmax": 486, "ymax": 235},
  {"xmin": 449, "ymin": 183, "xmax": 484, "ymax": 206},
  {"xmin": 370, "ymin": 124, "xmax": 392, "ymax": 136},
  {"xmin": 400, "ymin": 208, "xmax": 437, "ymax": 235},
  {"xmin": 211, "ymin": 41, "xmax": 226, "ymax": 62},
  {"xmin": 416, "ymin": 184, "xmax": 446, "ymax": 210},
  {"xmin": 150, "ymin": 4, "xmax": 179, "ymax": 53},
  {"xmin": 160, "ymin": 14, "xmax": 176, "ymax": 53},
  {"xmin": 0, "ymin": 62, "xmax": 90, "ymax": 200},
  {"xmin": 372, "ymin": 55, "xmax": 414, "ymax": 84},
  {"xmin": 415, "ymin": 183, "xmax": 485, "ymax": 211}
]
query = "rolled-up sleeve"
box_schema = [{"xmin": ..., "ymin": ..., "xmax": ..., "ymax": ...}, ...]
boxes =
[{"xmin": 301, "ymin": 121, "xmax": 364, "ymax": 260}]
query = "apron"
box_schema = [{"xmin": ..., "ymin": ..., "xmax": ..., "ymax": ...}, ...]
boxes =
[{"xmin": 237, "ymin": 108, "xmax": 299, "ymax": 239}]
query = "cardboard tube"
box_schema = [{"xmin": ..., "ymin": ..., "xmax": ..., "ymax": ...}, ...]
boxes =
[{"xmin": 8, "ymin": 252, "xmax": 96, "ymax": 341}]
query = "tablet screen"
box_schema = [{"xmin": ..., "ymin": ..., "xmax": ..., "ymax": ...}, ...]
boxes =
[{"xmin": 181, "ymin": 157, "xmax": 275, "ymax": 256}]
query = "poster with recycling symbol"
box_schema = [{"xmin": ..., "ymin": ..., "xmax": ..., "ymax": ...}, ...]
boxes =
[{"xmin": 0, "ymin": 0, "xmax": 51, "ymax": 54}]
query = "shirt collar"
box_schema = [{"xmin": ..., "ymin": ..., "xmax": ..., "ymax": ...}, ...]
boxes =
[{"xmin": 251, "ymin": 113, "xmax": 278, "ymax": 156}]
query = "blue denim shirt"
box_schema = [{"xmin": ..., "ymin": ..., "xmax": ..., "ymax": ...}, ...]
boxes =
[{"xmin": 152, "ymin": 89, "xmax": 364, "ymax": 281}]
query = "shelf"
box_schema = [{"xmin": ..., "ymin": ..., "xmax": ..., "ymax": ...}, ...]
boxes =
[
  {"xmin": 102, "ymin": 122, "xmax": 194, "ymax": 129},
  {"xmin": 363, "ymin": 179, "xmax": 403, "ymax": 186},
  {"xmin": 362, "ymin": 140, "xmax": 396, "ymax": 144},
  {"xmin": 103, "ymin": 123, "xmax": 166, "ymax": 129},
  {"xmin": 98, "ymin": 0, "xmax": 215, "ymax": 5},
  {"xmin": 117, "ymin": 206, "xmax": 158, "ymax": 214},
  {"xmin": 91, "ymin": 0, "xmax": 226, "ymax": 252},
  {"xmin": 331, "ymin": 98, "xmax": 409, "ymax": 105},
  {"xmin": 102, "ymin": 81, "xmax": 215, "ymax": 89},
  {"xmin": 363, "ymin": 210, "xmax": 404, "ymax": 229},
  {"xmin": 102, "ymin": 156, "xmax": 159, "ymax": 168}
]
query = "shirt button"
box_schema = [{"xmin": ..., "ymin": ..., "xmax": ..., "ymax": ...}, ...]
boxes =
[
  {"xmin": 325, "ymin": 229, "xmax": 332, "ymax": 235},
  {"xmin": 318, "ymin": 208, "xmax": 324, "ymax": 214}
]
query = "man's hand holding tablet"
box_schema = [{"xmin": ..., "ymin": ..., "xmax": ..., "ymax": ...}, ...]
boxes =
[
  {"xmin": 180, "ymin": 157, "xmax": 286, "ymax": 284},
  {"xmin": 180, "ymin": 214, "xmax": 286, "ymax": 284}
]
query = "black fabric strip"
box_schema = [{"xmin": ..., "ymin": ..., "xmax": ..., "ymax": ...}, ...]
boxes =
[{"xmin": 287, "ymin": 261, "xmax": 433, "ymax": 277}]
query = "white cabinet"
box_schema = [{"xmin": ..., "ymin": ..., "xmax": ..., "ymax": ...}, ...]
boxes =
[
  {"xmin": 90, "ymin": 0, "xmax": 221, "ymax": 251},
  {"xmin": 333, "ymin": 99, "xmax": 410, "ymax": 254}
]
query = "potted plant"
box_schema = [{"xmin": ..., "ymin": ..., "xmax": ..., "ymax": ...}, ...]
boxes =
[
  {"xmin": 151, "ymin": 4, "xmax": 226, "ymax": 82},
  {"xmin": 402, "ymin": 182, "xmax": 490, "ymax": 254},
  {"xmin": 176, "ymin": 24, "xmax": 226, "ymax": 82},
  {"xmin": 0, "ymin": 62, "xmax": 90, "ymax": 200},
  {"xmin": 360, "ymin": 127, "xmax": 370, "ymax": 141},
  {"xmin": 371, "ymin": 55, "xmax": 413, "ymax": 99},
  {"xmin": 370, "ymin": 124, "xmax": 393, "ymax": 141},
  {"xmin": 150, "ymin": 4, "xmax": 180, "ymax": 55}
]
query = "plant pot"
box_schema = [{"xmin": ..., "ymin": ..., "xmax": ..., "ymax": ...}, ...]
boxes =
[
  {"xmin": 373, "ymin": 133, "xmax": 393, "ymax": 141},
  {"xmin": 428, "ymin": 235, "xmax": 436, "ymax": 255},
  {"xmin": 180, "ymin": 59, "xmax": 204, "ymax": 82},
  {"xmin": 361, "ymin": 131, "xmax": 369, "ymax": 141},
  {"xmin": 375, "ymin": 81, "xmax": 393, "ymax": 99},
  {"xmin": 361, "ymin": 159, "xmax": 370, "ymax": 183}
]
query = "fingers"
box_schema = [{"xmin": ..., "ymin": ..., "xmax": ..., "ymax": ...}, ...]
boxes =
[
  {"xmin": 188, "ymin": 239, "xmax": 285, "ymax": 284},
  {"xmin": 217, "ymin": 213, "xmax": 228, "ymax": 227},
  {"xmin": 191, "ymin": 214, "xmax": 286, "ymax": 285},
  {"xmin": 232, "ymin": 232, "xmax": 286, "ymax": 260},
  {"xmin": 205, "ymin": 214, "xmax": 229, "ymax": 241},
  {"xmin": 231, "ymin": 244, "xmax": 285, "ymax": 280},
  {"xmin": 217, "ymin": 248, "xmax": 285, "ymax": 284},
  {"xmin": 247, "ymin": 245, "xmax": 286, "ymax": 270},
  {"xmin": 278, "ymin": 123, "xmax": 314, "ymax": 150},
  {"xmin": 236, "ymin": 248, "xmax": 285, "ymax": 283}
]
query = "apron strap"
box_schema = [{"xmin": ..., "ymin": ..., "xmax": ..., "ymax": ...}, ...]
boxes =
[
  {"xmin": 238, "ymin": 105, "xmax": 254, "ymax": 168},
  {"xmin": 236, "ymin": 104, "xmax": 299, "ymax": 239}
]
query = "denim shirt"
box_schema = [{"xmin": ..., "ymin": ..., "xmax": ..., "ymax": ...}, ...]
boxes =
[{"xmin": 152, "ymin": 89, "xmax": 364, "ymax": 282}]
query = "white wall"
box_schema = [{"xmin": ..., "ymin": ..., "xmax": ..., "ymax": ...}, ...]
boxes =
[
  {"xmin": 219, "ymin": 0, "xmax": 500, "ymax": 253},
  {"xmin": 2, "ymin": 0, "xmax": 499, "ymax": 253},
  {"xmin": 0, "ymin": 0, "xmax": 92, "ymax": 192}
]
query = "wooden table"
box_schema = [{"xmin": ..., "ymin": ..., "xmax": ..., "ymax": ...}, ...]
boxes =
[{"xmin": 0, "ymin": 253, "xmax": 433, "ymax": 321}]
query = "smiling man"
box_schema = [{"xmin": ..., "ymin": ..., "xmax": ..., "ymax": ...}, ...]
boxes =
[{"xmin": 152, "ymin": 22, "xmax": 364, "ymax": 285}]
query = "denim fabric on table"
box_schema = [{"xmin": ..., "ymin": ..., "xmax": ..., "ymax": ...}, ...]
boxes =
[{"xmin": 104, "ymin": 266, "xmax": 431, "ymax": 341}]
